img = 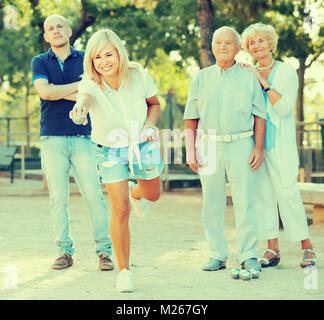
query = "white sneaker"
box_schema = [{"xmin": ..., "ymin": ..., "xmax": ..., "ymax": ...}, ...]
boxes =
[
  {"xmin": 116, "ymin": 269, "xmax": 135, "ymax": 293},
  {"xmin": 129, "ymin": 181, "xmax": 150, "ymax": 219}
]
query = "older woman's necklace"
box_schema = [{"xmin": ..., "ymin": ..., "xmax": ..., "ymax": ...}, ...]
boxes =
[{"xmin": 256, "ymin": 59, "xmax": 275, "ymax": 71}]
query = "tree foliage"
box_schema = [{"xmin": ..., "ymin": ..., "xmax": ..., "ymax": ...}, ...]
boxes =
[{"xmin": 0, "ymin": 0, "xmax": 323, "ymax": 135}]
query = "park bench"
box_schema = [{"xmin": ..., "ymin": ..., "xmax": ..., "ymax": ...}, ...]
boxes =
[
  {"xmin": 0, "ymin": 146, "xmax": 17, "ymax": 183},
  {"xmin": 161, "ymin": 165, "xmax": 200, "ymax": 191},
  {"xmin": 162, "ymin": 164, "xmax": 324, "ymax": 224},
  {"xmin": 226, "ymin": 182, "xmax": 324, "ymax": 224},
  {"xmin": 298, "ymin": 182, "xmax": 324, "ymax": 224}
]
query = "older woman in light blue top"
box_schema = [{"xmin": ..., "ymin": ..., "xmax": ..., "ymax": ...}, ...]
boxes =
[{"xmin": 241, "ymin": 23, "xmax": 316, "ymax": 268}]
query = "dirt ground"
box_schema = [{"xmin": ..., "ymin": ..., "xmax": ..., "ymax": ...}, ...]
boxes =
[{"xmin": 0, "ymin": 177, "xmax": 323, "ymax": 300}]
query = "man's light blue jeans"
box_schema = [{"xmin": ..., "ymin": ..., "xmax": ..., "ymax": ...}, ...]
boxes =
[{"xmin": 40, "ymin": 135, "xmax": 112, "ymax": 257}]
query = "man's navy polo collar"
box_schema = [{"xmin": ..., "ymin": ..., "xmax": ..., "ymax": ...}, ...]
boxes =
[{"xmin": 47, "ymin": 46, "xmax": 78, "ymax": 59}]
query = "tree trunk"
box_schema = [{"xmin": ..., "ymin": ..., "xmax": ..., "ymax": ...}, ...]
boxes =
[
  {"xmin": 197, "ymin": 0, "xmax": 215, "ymax": 68},
  {"xmin": 28, "ymin": 0, "xmax": 95, "ymax": 50},
  {"xmin": 296, "ymin": 59, "xmax": 306, "ymax": 148},
  {"xmin": 28, "ymin": 0, "xmax": 46, "ymax": 52},
  {"xmin": 70, "ymin": 0, "xmax": 96, "ymax": 46},
  {"xmin": 165, "ymin": 89, "xmax": 176, "ymax": 130}
]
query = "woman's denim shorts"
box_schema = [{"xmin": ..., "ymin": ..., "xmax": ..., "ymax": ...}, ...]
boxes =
[{"xmin": 92, "ymin": 141, "xmax": 164, "ymax": 184}]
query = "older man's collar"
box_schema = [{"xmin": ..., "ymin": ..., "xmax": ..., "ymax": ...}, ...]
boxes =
[{"xmin": 215, "ymin": 60, "xmax": 239, "ymax": 75}]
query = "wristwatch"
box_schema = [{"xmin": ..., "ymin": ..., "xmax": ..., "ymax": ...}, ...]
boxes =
[{"xmin": 264, "ymin": 85, "xmax": 272, "ymax": 92}]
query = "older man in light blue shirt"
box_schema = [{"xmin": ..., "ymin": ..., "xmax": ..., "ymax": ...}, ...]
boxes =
[{"xmin": 184, "ymin": 26, "xmax": 266, "ymax": 277}]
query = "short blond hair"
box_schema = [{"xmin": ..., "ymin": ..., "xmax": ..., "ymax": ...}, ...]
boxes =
[
  {"xmin": 83, "ymin": 29, "xmax": 140, "ymax": 89},
  {"xmin": 241, "ymin": 23, "xmax": 279, "ymax": 53}
]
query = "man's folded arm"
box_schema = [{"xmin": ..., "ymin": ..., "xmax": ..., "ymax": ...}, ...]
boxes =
[
  {"xmin": 33, "ymin": 78, "xmax": 79, "ymax": 101},
  {"xmin": 63, "ymin": 92, "xmax": 77, "ymax": 101}
]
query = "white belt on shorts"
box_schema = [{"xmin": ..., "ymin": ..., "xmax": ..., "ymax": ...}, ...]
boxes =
[
  {"xmin": 204, "ymin": 131, "xmax": 254, "ymax": 143},
  {"xmin": 97, "ymin": 141, "xmax": 142, "ymax": 176},
  {"xmin": 128, "ymin": 142, "xmax": 142, "ymax": 176}
]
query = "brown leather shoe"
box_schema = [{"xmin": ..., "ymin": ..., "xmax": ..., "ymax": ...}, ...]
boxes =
[
  {"xmin": 52, "ymin": 254, "xmax": 73, "ymax": 270},
  {"xmin": 99, "ymin": 255, "xmax": 114, "ymax": 271}
]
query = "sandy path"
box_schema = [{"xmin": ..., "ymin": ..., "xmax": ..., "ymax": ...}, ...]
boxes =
[{"xmin": 0, "ymin": 178, "xmax": 323, "ymax": 300}]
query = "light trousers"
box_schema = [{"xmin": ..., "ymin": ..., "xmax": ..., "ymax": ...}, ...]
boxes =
[
  {"xmin": 199, "ymin": 137, "xmax": 259, "ymax": 264},
  {"xmin": 255, "ymin": 147, "xmax": 309, "ymax": 242},
  {"xmin": 40, "ymin": 135, "xmax": 113, "ymax": 257}
]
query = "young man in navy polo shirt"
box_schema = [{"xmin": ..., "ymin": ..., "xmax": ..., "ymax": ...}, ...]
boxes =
[{"xmin": 31, "ymin": 15, "xmax": 114, "ymax": 271}]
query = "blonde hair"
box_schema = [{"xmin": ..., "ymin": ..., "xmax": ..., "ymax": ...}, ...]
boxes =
[
  {"xmin": 83, "ymin": 29, "xmax": 141, "ymax": 89},
  {"xmin": 241, "ymin": 23, "xmax": 279, "ymax": 53}
]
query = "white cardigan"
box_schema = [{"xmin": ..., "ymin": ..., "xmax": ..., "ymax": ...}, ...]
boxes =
[{"xmin": 267, "ymin": 61, "xmax": 300, "ymax": 186}]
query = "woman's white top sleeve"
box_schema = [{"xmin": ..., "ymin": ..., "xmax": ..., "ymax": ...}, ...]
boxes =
[{"xmin": 77, "ymin": 79, "xmax": 98, "ymax": 100}]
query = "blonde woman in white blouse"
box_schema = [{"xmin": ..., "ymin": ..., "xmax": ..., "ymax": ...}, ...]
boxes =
[
  {"xmin": 241, "ymin": 23, "xmax": 316, "ymax": 268},
  {"xmin": 69, "ymin": 29, "xmax": 163, "ymax": 292}
]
